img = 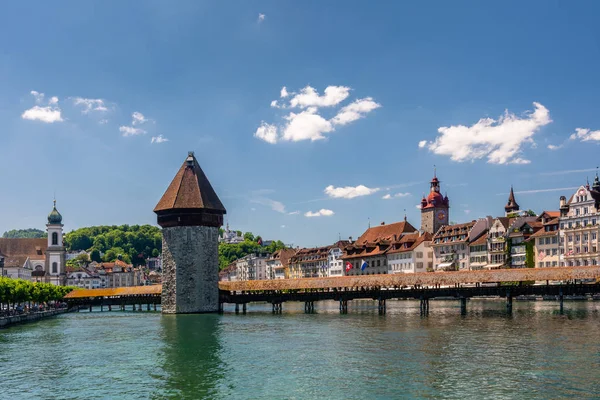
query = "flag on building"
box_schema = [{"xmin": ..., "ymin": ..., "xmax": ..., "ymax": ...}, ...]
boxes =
[
  {"xmin": 361, "ymin": 259, "xmax": 368, "ymax": 271},
  {"xmin": 345, "ymin": 261, "xmax": 352, "ymax": 272}
]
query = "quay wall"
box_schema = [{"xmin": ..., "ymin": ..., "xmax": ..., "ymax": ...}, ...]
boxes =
[{"xmin": 0, "ymin": 309, "xmax": 68, "ymax": 329}]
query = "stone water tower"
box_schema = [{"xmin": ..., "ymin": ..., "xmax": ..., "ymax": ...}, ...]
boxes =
[{"xmin": 154, "ymin": 152, "xmax": 226, "ymax": 314}]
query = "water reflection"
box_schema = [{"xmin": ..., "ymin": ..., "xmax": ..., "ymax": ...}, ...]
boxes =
[{"xmin": 154, "ymin": 314, "xmax": 224, "ymax": 399}]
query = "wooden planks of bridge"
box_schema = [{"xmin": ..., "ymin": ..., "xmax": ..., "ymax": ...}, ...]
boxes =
[
  {"xmin": 64, "ymin": 285, "xmax": 162, "ymax": 299},
  {"xmin": 218, "ymin": 266, "xmax": 600, "ymax": 292}
]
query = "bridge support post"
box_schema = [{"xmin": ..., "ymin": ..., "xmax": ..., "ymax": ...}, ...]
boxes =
[
  {"xmin": 235, "ymin": 303, "xmax": 239, "ymax": 314},
  {"xmin": 89, "ymin": 304, "xmax": 92, "ymax": 312},
  {"xmin": 420, "ymin": 298, "xmax": 429, "ymax": 315},
  {"xmin": 108, "ymin": 304, "xmax": 112, "ymax": 311},
  {"xmin": 378, "ymin": 299, "xmax": 386, "ymax": 315},
  {"xmin": 218, "ymin": 302, "xmax": 224, "ymax": 314},
  {"xmin": 460, "ymin": 297, "xmax": 467, "ymax": 315},
  {"xmin": 559, "ymin": 289, "xmax": 564, "ymax": 314},
  {"xmin": 147, "ymin": 303, "xmax": 150, "ymax": 311},
  {"xmin": 506, "ymin": 291, "xmax": 513, "ymax": 314},
  {"xmin": 242, "ymin": 303, "xmax": 247, "ymax": 315},
  {"xmin": 100, "ymin": 303, "xmax": 103, "ymax": 312},
  {"xmin": 154, "ymin": 303, "xmax": 157, "ymax": 311},
  {"xmin": 339, "ymin": 299, "xmax": 348, "ymax": 314},
  {"xmin": 305, "ymin": 301, "xmax": 315, "ymax": 314}
]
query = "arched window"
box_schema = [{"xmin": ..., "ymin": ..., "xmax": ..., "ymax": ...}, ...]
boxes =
[
  {"xmin": 52, "ymin": 232, "xmax": 58, "ymax": 246},
  {"xmin": 52, "ymin": 262, "xmax": 57, "ymax": 273}
]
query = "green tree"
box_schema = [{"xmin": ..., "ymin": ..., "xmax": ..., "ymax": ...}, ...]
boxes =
[
  {"xmin": 89, "ymin": 249, "xmax": 102, "ymax": 263},
  {"xmin": 2, "ymin": 228, "xmax": 47, "ymax": 239},
  {"xmin": 243, "ymin": 232, "xmax": 255, "ymax": 242},
  {"xmin": 152, "ymin": 248, "xmax": 160, "ymax": 257}
]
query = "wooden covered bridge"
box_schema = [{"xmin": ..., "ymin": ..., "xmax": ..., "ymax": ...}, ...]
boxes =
[{"xmin": 64, "ymin": 266, "xmax": 600, "ymax": 314}]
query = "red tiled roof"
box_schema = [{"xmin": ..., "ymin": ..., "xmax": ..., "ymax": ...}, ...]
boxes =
[
  {"xmin": 355, "ymin": 220, "xmax": 417, "ymax": 245},
  {"xmin": 387, "ymin": 232, "xmax": 432, "ymax": 254},
  {"xmin": 530, "ymin": 229, "xmax": 559, "ymax": 238},
  {"xmin": 0, "ymin": 238, "xmax": 46, "ymax": 259},
  {"xmin": 154, "ymin": 152, "xmax": 226, "ymax": 213},
  {"xmin": 469, "ymin": 233, "xmax": 488, "ymax": 246}
]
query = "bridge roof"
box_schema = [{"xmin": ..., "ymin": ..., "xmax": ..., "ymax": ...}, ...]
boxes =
[
  {"xmin": 219, "ymin": 266, "xmax": 600, "ymax": 292},
  {"xmin": 64, "ymin": 285, "xmax": 161, "ymax": 299}
]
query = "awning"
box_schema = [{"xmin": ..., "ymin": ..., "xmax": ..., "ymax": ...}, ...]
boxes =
[
  {"xmin": 485, "ymin": 263, "xmax": 503, "ymax": 269},
  {"xmin": 437, "ymin": 262, "xmax": 454, "ymax": 268},
  {"xmin": 470, "ymin": 262, "xmax": 487, "ymax": 267}
]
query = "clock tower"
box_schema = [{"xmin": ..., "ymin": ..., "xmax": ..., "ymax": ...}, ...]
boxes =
[{"xmin": 420, "ymin": 171, "xmax": 450, "ymax": 234}]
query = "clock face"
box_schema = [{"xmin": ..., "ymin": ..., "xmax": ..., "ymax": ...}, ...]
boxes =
[
  {"xmin": 437, "ymin": 210, "xmax": 446, "ymax": 221},
  {"xmin": 578, "ymin": 189, "xmax": 586, "ymax": 196}
]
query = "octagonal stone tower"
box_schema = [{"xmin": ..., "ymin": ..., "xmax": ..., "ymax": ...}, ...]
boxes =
[{"xmin": 154, "ymin": 152, "xmax": 226, "ymax": 314}]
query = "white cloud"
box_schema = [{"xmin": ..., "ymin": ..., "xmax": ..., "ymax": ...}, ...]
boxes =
[
  {"xmin": 547, "ymin": 144, "xmax": 562, "ymax": 150},
  {"xmin": 570, "ymin": 127, "xmax": 600, "ymax": 142},
  {"xmin": 325, "ymin": 185, "xmax": 380, "ymax": 199},
  {"xmin": 281, "ymin": 225, "xmax": 286, "ymax": 228},
  {"xmin": 258, "ymin": 13, "xmax": 265, "ymax": 23},
  {"xmin": 383, "ymin": 192, "xmax": 411, "ymax": 200},
  {"xmin": 540, "ymin": 168, "xmax": 598, "ymax": 176},
  {"xmin": 288, "ymin": 210, "xmax": 300, "ymax": 215},
  {"xmin": 282, "ymin": 107, "xmax": 333, "ymax": 142},
  {"xmin": 423, "ymin": 102, "xmax": 551, "ymax": 165},
  {"xmin": 289, "ymin": 85, "xmax": 350, "ymax": 108},
  {"xmin": 255, "ymin": 85, "xmax": 380, "ymax": 144},
  {"xmin": 251, "ymin": 196, "xmax": 286, "ymax": 213},
  {"xmin": 464, "ymin": 209, "xmax": 471, "ymax": 214},
  {"xmin": 132, "ymin": 111, "xmax": 148, "ymax": 125},
  {"xmin": 22, "ymin": 106, "xmax": 63, "ymax": 123},
  {"xmin": 497, "ymin": 187, "xmax": 578, "ymax": 195},
  {"xmin": 30, "ymin": 90, "xmax": 45, "ymax": 104},
  {"xmin": 305, "ymin": 209, "xmax": 334, "ymax": 217},
  {"xmin": 418, "ymin": 140, "xmax": 427, "ymax": 148},
  {"xmin": 120, "ymin": 126, "xmax": 147, "ymax": 136},
  {"xmin": 22, "ymin": 91, "xmax": 63, "ymax": 123},
  {"xmin": 151, "ymin": 135, "xmax": 169, "ymax": 144},
  {"xmin": 415, "ymin": 204, "xmax": 422, "ymax": 209},
  {"xmin": 254, "ymin": 122, "xmax": 279, "ymax": 144},
  {"xmin": 331, "ymin": 97, "xmax": 381, "ymax": 126},
  {"xmin": 99, "ymin": 119, "xmax": 109, "ymax": 124},
  {"xmin": 73, "ymin": 97, "xmax": 107, "ymax": 113}
]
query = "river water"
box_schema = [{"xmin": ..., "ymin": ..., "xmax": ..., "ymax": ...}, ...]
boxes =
[{"xmin": 1, "ymin": 299, "xmax": 600, "ymax": 399}]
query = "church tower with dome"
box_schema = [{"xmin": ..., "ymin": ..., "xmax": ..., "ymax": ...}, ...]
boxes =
[
  {"xmin": 420, "ymin": 170, "xmax": 450, "ymax": 234},
  {"xmin": 46, "ymin": 200, "xmax": 66, "ymax": 285}
]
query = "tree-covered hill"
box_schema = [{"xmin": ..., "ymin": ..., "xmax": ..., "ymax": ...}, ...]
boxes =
[
  {"xmin": 2, "ymin": 228, "xmax": 47, "ymax": 238},
  {"xmin": 218, "ymin": 236, "xmax": 286, "ymax": 270},
  {"xmin": 65, "ymin": 225, "xmax": 161, "ymax": 266}
]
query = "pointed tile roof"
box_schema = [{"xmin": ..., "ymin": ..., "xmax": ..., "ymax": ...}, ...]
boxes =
[
  {"xmin": 154, "ymin": 152, "xmax": 226, "ymax": 213},
  {"xmin": 505, "ymin": 186, "xmax": 519, "ymax": 212}
]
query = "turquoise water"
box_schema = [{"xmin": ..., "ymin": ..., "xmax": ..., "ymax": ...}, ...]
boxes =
[{"xmin": 1, "ymin": 299, "xmax": 600, "ymax": 399}]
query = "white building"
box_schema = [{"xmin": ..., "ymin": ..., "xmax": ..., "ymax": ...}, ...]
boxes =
[
  {"xmin": 219, "ymin": 223, "xmax": 244, "ymax": 244},
  {"xmin": 235, "ymin": 253, "xmax": 270, "ymax": 281},
  {"xmin": 432, "ymin": 217, "xmax": 492, "ymax": 271},
  {"xmin": 67, "ymin": 268, "xmax": 101, "ymax": 289},
  {"xmin": 559, "ymin": 178, "xmax": 600, "ymax": 267},
  {"xmin": 328, "ymin": 245, "xmax": 347, "ymax": 277},
  {"xmin": 387, "ymin": 232, "xmax": 433, "ymax": 273}
]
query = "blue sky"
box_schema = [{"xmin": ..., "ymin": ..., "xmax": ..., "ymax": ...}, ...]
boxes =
[{"xmin": 1, "ymin": 1, "xmax": 600, "ymax": 247}]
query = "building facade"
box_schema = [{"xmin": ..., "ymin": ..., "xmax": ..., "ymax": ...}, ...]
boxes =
[
  {"xmin": 387, "ymin": 232, "xmax": 433, "ymax": 273},
  {"xmin": 343, "ymin": 220, "xmax": 417, "ymax": 275},
  {"xmin": 559, "ymin": 178, "xmax": 600, "ymax": 267},
  {"xmin": 532, "ymin": 211, "xmax": 560, "ymax": 268}
]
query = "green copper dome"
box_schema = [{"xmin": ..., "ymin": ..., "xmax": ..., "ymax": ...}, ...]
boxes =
[{"xmin": 48, "ymin": 200, "xmax": 62, "ymax": 224}]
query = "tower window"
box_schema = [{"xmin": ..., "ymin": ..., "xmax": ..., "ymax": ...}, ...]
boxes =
[
  {"xmin": 52, "ymin": 262, "xmax": 57, "ymax": 273},
  {"xmin": 52, "ymin": 232, "xmax": 58, "ymax": 246}
]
